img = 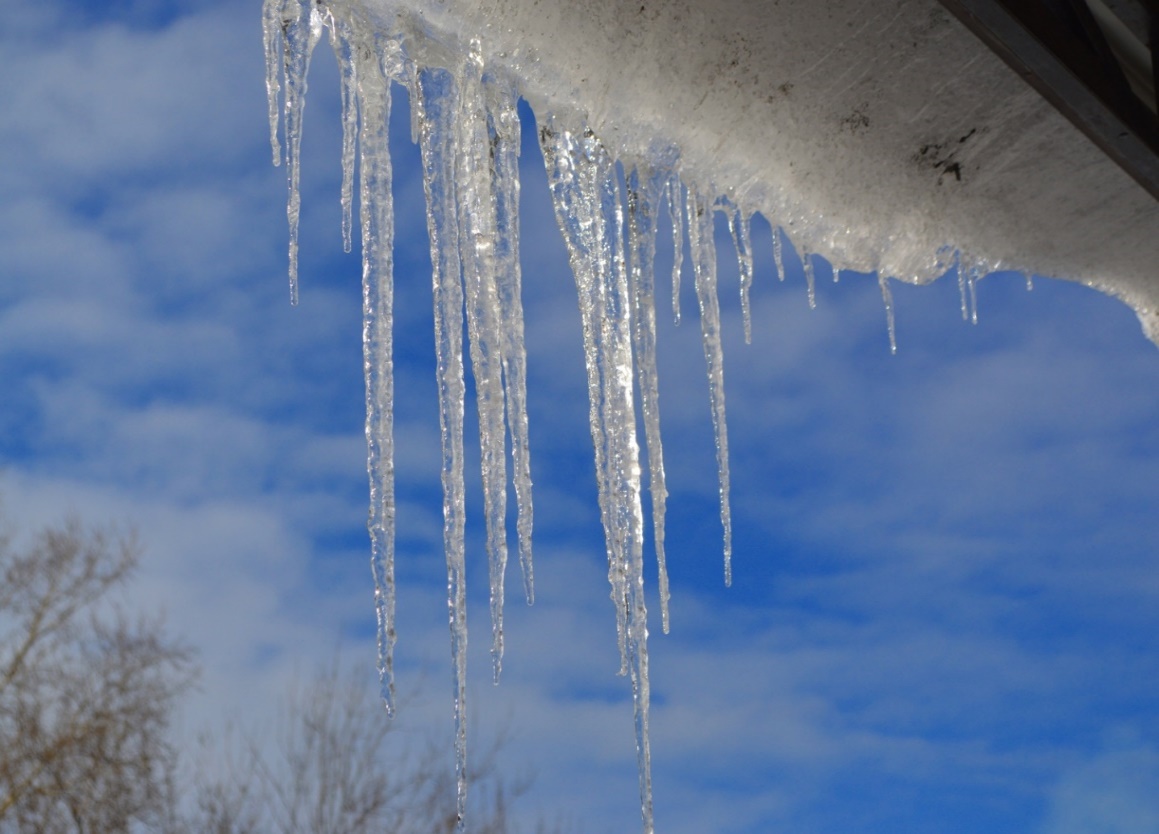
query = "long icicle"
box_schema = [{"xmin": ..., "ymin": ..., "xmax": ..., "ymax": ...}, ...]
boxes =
[
  {"xmin": 603, "ymin": 148, "xmax": 654, "ymax": 834},
  {"xmin": 542, "ymin": 122, "xmax": 654, "ymax": 833},
  {"xmin": 686, "ymin": 185, "xmax": 733, "ymax": 585},
  {"xmin": 413, "ymin": 62, "xmax": 471, "ymax": 827},
  {"xmin": 627, "ymin": 166, "xmax": 671, "ymax": 633},
  {"xmin": 540, "ymin": 122, "xmax": 626, "ymax": 669},
  {"xmin": 351, "ymin": 28, "xmax": 398, "ymax": 715},
  {"xmin": 485, "ymin": 72, "xmax": 536, "ymax": 606},
  {"xmin": 455, "ymin": 40, "xmax": 511, "ymax": 685}
]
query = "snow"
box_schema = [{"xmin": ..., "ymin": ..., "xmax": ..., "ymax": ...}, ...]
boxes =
[
  {"xmin": 337, "ymin": 0, "xmax": 1159, "ymax": 341},
  {"xmin": 262, "ymin": 0, "xmax": 1159, "ymax": 831}
]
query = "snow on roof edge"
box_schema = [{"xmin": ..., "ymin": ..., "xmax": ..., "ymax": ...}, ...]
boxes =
[{"xmin": 346, "ymin": 0, "xmax": 1159, "ymax": 345}]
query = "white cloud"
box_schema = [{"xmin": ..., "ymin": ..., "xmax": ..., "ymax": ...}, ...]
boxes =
[
  {"xmin": 1042, "ymin": 740, "xmax": 1159, "ymax": 834},
  {"xmin": 2, "ymin": 2, "xmax": 1159, "ymax": 832}
]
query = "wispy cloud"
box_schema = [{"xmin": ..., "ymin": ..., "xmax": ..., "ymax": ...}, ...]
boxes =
[{"xmin": 2, "ymin": 2, "xmax": 1158, "ymax": 833}]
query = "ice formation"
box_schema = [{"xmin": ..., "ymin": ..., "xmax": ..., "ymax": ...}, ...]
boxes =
[
  {"xmin": 264, "ymin": 2, "xmax": 728, "ymax": 829},
  {"xmin": 263, "ymin": 0, "xmax": 1158, "ymax": 831}
]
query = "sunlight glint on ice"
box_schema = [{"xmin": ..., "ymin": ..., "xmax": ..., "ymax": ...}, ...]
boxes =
[{"xmin": 264, "ymin": 1, "xmax": 765, "ymax": 830}]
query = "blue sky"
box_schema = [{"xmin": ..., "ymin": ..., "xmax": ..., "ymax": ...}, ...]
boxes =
[{"xmin": 3, "ymin": 1, "xmax": 1159, "ymax": 832}]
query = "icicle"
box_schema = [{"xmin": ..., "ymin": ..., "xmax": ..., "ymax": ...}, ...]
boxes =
[
  {"xmin": 668, "ymin": 176, "xmax": 684, "ymax": 325},
  {"xmin": 454, "ymin": 41, "xmax": 511, "ymax": 685},
  {"xmin": 956, "ymin": 257, "xmax": 969, "ymax": 321},
  {"xmin": 968, "ymin": 270, "xmax": 979, "ymax": 324},
  {"xmin": 878, "ymin": 272, "xmax": 898, "ymax": 354},
  {"xmin": 326, "ymin": 12, "xmax": 359, "ymax": 254},
  {"xmin": 261, "ymin": 0, "xmax": 283, "ymax": 166},
  {"xmin": 1025, "ymin": 271, "xmax": 1034, "ymax": 291},
  {"xmin": 540, "ymin": 123, "xmax": 623, "ymax": 669},
  {"xmin": 727, "ymin": 205, "xmax": 754, "ymax": 344},
  {"xmin": 275, "ymin": 0, "xmax": 324, "ymax": 306},
  {"xmin": 407, "ymin": 60, "xmax": 422, "ymax": 145},
  {"xmin": 956, "ymin": 252, "xmax": 983, "ymax": 325},
  {"xmin": 956, "ymin": 251, "xmax": 984, "ymax": 324},
  {"xmin": 485, "ymin": 72, "xmax": 536, "ymax": 607},
  {"xmin": 627, "ymin": 166, "xmax": 671, "ymax": 634},
  {"xmin": 349, "ymin": 31, "xmax": 398, "ymax": 716},
  {"xmin": 626, "ymin": 550, "xmax": 654, "ymax": 834},
  {"xmin": 803, "ymin": 249, "xmax": 817, "ymax": 310},
  {"xmin": 602, "ymin": 160, "xmax": 644, "ymax": 686},
  {"xmin": 411, "ymin": 63, "xmax": 470, "ymax": 823},
  {"xmin": 541, "ymin": 121, "xmax": 654, "ymax": 834},
  {"xmin": 685, "ymin": 186, "xmax": 733, "ymax": 586},
  {"xmin": 772, "ymin": 225, "xmax": 786, "ymax": 282}
]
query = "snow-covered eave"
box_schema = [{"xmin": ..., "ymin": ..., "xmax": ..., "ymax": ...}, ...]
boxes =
[
  {"xmin": 266, "ymin": 3, "xmax": 1158, "ymax": 830},
  {"xmin": 345, "ymin": 0, "xmax": 1159, "ymax": 343}
]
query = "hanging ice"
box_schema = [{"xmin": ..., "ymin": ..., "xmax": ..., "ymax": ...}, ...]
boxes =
[
  {"xmin": 251, "ymin": 0, "xmax": 1159, "ymax": 831},
  {"xmin": 626, "ymin": 167, "xmax": 671, "ymax": 633},
  {"xmin": 726, "ymin": 203, "xmax": 754, "ymax": 344},
  {"xmin": 263, "ymin": 0, "xmax": 743, "ymax": 826},
  {"xmin": 409, "ymin": 60, "xmax": 471, "ymax": 820},
  {"xmin": 263, "ymin": 0, "xmax": 323, "ymax": 306},
  {"xmin": 685, "ymin": 186, "xmax": 734, "ymax": 586},
  {"xmin": 260, "ymin": 0, "xmax": 1043, "ymax": 830},
  {"xmin": 540, "ymin": 120, "xmax": 654, "ymax": 832}
]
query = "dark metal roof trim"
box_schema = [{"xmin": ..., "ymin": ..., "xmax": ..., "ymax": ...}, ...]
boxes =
[{"xmin": 937, "ymin": 0, "xmax": 1159, "ymax": 200}]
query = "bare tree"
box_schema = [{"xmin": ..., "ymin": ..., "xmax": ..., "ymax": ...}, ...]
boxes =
[
  {"xmin": 0, "ymin": 517, "xmax": 196, "ymax": 834},
  {"xmin": 184, "ymin": 663, "xmax": 567, "ymax": 834},
  {"xmin": 0, "ymin": 514, "xmax": 563, "ymax": 833}
]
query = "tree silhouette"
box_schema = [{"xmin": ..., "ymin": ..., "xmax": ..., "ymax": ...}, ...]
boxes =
[{"xmin": 0, "ymin": 517, "xmax": 196, "ymax": 834}]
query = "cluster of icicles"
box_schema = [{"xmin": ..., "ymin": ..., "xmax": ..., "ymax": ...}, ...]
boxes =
[{"xmin": 262, "ymin": 1, "xmax": 996, "ymax": 831}]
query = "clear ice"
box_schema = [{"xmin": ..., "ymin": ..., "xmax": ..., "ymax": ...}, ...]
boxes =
[
  {"xmin": 262, "ymin": 1, "xmax": 973, "ymax": 830},
  {"xmin": 540, "ymin": 120, "xmax": 654, "ymax": 831}
]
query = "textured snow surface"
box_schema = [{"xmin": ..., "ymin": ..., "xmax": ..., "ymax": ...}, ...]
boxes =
[
  {"xmin": 349, "ymin": 0, "xmax": 1159, "ymax": 342},
  {"xmin": 264, "ymin": 0, "xmax": 1158, "ymax": 831}
]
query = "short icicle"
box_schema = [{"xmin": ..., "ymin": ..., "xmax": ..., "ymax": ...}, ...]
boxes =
[
  {"xmin": 727, "ymin": 204, "xmax": 755, "ymax": 344},
  {"xmin": 273, "ymin": 0, "xmax": 323, "ymax": 306},
  {"xmin": 878, "ymin": 272, "xmax": 898, "ymax": 354},
  {"xmin": 772, "ymin": 224, "xmax": 786, "ymax": 282},
  {"xmin": 957, "ymin": 253, "xmax": 970, "ymax": 321},
  {"xmin": 669, "ymin": 176, "xmax": 685, "ymax": 325},
  {"xmin": 686, "ymin": 185, "xmax": 734, "ymax": 586},
  {"xmin": 541, "ymin": 120, "xmax": 655, "ymax": 834},
  {"xmin": 412, "ymin": 62, "xmax": 471, "ymax": 825},
  {"xmin": 260, "ymin": 0, "xmax": 283, "ymax": 166},
  {"xmin": 627, "ymin": 166, "xmax": 672, "ymax": 633},
  {"xmin": 803, "ymin": 250, "xmax": 817, "ymax": 309},
  {"xmin": 325, "ymin": 12, "xmax": 359, "ymax": 253},
  {"xmin": 957, "ymin": 251, "xmax": 982, "ymax": 324}
]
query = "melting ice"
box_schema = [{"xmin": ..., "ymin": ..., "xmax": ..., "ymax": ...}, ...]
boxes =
[{"xmin": 261, "ymin": 0, "xmax": 948, "ymax": 830}]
